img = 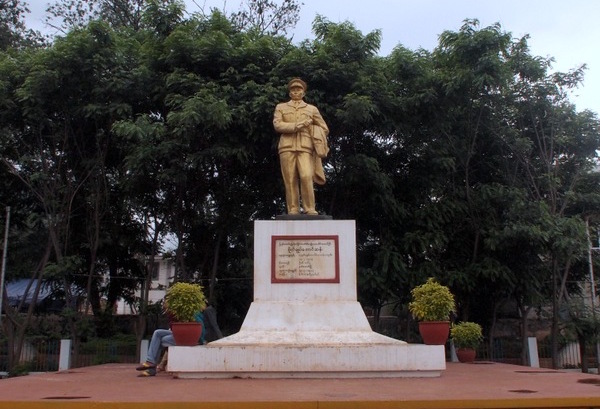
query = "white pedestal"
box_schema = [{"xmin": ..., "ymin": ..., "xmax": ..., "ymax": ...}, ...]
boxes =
[{"xmin": 168, "ymin": 220, "xmax": 445, "ymax": 378}]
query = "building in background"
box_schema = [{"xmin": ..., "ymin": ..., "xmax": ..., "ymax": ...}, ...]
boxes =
[{"xmin": 115, "ymin": 255, "xmax": 174, "ymax": 315}]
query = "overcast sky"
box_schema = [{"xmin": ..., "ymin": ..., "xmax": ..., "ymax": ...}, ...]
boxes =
[{"xmin": 25, "ymin": 0, "xmax": 600, "ymax": 115}]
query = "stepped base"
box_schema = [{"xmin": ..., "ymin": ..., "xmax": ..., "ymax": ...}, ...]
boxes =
[{"xmin": 168, "ymin": 331, "xmax": 445, "ymax": 378}]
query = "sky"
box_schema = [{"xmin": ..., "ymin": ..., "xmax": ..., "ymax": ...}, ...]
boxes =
[{"xmin": 25, "ymin": 0, "xmax": 600, "ymax": 115}]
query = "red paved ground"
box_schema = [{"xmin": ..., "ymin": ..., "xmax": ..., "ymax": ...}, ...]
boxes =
[{"xmin": 0, "ymin": 361, "xmax": 599, "ymax": 409}]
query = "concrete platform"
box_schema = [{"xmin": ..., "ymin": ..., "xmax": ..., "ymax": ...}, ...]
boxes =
[
  {"xmin": 169, "ymin": 340, "xmax": 444, "ymax": 378},
  {"xmin": 169, "ymin": 300, "xmax": 445, "ymax": 378},
  {"xmin": 168, "ymin": 220, "xmax": 445, "ymax": 378},
  {"xmin": 0, "ymin": 361, "xmax": 599, "ymax": 408}
]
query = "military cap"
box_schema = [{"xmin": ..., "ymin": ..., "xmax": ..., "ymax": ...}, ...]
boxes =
[{"xmin": 287, "ymin": 78, "xmax": 307, "ymax": 91}]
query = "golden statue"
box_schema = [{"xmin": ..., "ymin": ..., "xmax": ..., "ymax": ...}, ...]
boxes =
[{"xmin": 273, "ymin": 78, "xmax": 329, "ymax": 215}]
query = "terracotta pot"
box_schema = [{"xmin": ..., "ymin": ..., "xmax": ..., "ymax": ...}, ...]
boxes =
[
  {"xmin": 171, "ymin": 322, "xmax": 203, "ymax": 346},
  {"xmin": 456, "ymin": 348, "xmax": 476, "ymax": 363},
  {"xmin": 418, "ymin": 321, "xmax": 450, "ymax": 345}
]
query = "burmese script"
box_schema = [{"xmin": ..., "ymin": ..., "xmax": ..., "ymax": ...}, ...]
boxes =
[{"xmin": 272, "ymin": 236, "xmax": 339, "ymax": 283}]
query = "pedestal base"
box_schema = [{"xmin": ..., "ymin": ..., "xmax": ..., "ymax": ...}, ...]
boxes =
[
  {"xmin": 168, "ymin": 300, "xmax": 445, "ymax": 378},
  {"xmin": 168, "ymin": 339, "xmax": 445, "ymax": 379},
  {"xmin": 168, "ymin": 220, "xmax": 446, "ymax": 378}
]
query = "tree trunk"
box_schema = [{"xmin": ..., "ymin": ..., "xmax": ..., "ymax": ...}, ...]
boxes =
[
  {"xmin": 372, "ymin": 305, "xmax": 381, "ymax": 332},
  {"xmin": 135, "ymin": 265, "xmax": 151, "ymax": 362},
  {"xmin": 519, "ymin": 304, "xmax": 532, "ymax": 366},
  {"xmin": 578, "ymin": 333, "xmax": 588, "ymax": 373},
  {"xmin": 84, "ymin": 185, "xmax": 102, "ymax": 316},
  {"xmin": 135, "ymin": 216, "xmax": 161, "ymax": 361},
  {"xmin": 208, "ymin": 230, "xmax": 224, "ymax": 303},
  {"xmin": 550, "ymin": 255, "xmax": 574, "ymax": 369}
]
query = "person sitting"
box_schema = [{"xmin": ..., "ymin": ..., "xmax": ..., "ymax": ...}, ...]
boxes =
[
  {"xmin": 202, "ymin": 304, "xmax": 224, "ymax": 343},
  {"xmin": 136, "ymin": 304, "xmax": 223, "ymax": 376}
]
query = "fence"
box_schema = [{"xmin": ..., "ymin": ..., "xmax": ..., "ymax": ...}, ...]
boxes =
[
  {"xmin": 1, "ymin": 335, "xmax": 598, "ymax": 375},
  {"xmin": 0, "ymin": 338, "xmax": 139, "ymax": 374},
  {"xmin": 373, "ymin": 316, "xmax": 597, "ymax": 369},
  {"xmin": 477, "ymin": 337, "xmax": 598, "ymax": 369},
  {"xmin": 0, "ymin": 339, "xmax": 61, "ymax": 373}
]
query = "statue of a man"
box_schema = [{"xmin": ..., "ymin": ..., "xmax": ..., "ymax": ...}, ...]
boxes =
[{"xmin": 273, "ymin": 78, "xmax": 329, "ymax": 215}]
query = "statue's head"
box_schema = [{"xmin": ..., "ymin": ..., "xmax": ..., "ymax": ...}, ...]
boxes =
[
  {"xmin": 287, "ymin": 77, "xmax": 307, "ymax": 91},
  {"xmin": 288, "ymin": 78, "xmax": 306, "ymax": 101}
]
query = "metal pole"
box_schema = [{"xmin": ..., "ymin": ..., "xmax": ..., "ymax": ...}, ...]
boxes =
[{"xmin": 0, "ymin": 206, "xmax": 11, "ymax": 326}]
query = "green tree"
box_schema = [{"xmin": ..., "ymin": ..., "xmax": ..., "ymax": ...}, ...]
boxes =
[
  {"xmin": 230, "ymin": 0, "xmax": 301, "ymax": 36},
  {"xmin": 44, "ymin": 0, "xmax": 157, "ymax": 33},
  {"xmin": 384, "ymin": 20, "xmax": 600, "ymax": 356},
  {"xmin": 507, "ymin": 71, "xmax": 599, "ymax": 367},
  {"xmin": 0, "ymin": 18, "xmax": 154, "ymax": 364},
  {"xmin": 0, "ymin": 0, "xmax": 43, "ymax": 49}
]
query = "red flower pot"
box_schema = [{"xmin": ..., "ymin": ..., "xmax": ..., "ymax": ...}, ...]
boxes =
[
  {"xmin": 171, "ymin": 322, "xmax": 203, "ymax": 346},
  {"xmin": 456, "ymin": 348, "xmax": 476, "ymax": 363},
  {"xmin": 418, "ymin": 321, "xmax": 450, "ymax": 345}
]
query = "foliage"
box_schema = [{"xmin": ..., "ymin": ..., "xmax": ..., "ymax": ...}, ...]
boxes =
[
  {"xmin": 562, "ymin": 300, "xmax": 600, "ymax": 343},
  {"xmin": 0, "ymin": 0, "xmax": 44, "ymax": 49},
  {"xmin": 7, "ymin": 361, "xmax": 32, "ymax": 377},
  {"xmin": 44, "ymin": 0, "xmax": 164, "ymax": 33},
  {"xmin": 451, "ymin": 321, "xmax": 483, "ymax": 349},
  {"xmin": 230, "ymin": 0, "xmax": 301, "ymax": 36},
  {"xmin": 409, "ymin": 278, "xmax": 456, "ymax": 321},
  {"xmin": 164, "ymin": 282, "xmax": 207, "ymax": 322}
]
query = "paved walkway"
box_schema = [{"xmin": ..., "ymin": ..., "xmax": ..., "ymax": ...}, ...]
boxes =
[{"xmin": 0, "ymin": 362, "xmax": 599, "ymax": 409}]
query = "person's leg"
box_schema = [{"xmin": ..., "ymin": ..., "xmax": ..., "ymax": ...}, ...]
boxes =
[
  {"xmin": 137, "ymin": 329, "xmax": 172, "ymax": 376},
  {"xmin": 157, "ymin": 350, "xmax": 168, "ymax": 372},
  {"xmin": 146, "ymin": 329, "xmax": 172, "ymax": 365},
  {"xmin": 142, "ymin": 331, "xmax": 175, "ymax": 376},
  {"xmin": 160, "ymin": 333, "xmax": 175, "ymax": 348}
]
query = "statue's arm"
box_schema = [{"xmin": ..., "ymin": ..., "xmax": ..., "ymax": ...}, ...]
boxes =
[
  {"xmin": 312, "ymin": 107, "xmax": 329, "ymax": 137},
  {"xmin": 273, "ymin": 104, "xmax": 297, "ymax": 134}
]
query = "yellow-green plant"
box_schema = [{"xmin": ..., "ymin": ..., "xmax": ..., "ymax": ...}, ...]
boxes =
[
  {"xmin": 451, "ymin": 321, "xmax": 483, "ymax": 349},
  {"xmin": 164, "ymin": 282, "xmax": 207, "ymax": 322},
  {"xmin": 409, "ymin": 277, "xmax": 456, "ymax": 321}
]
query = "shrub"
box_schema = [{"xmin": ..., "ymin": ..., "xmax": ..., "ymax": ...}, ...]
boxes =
[
  {"xmin": 164, "ymin": 282, "xmax": 207, "ymax": 322},
  {"xmin": 409, "ymin": 277, "xmax": 455, "ymax": 321},
  {"xmin": 451, "ymin": 321, "xmax": 483, "ymax": 349}
]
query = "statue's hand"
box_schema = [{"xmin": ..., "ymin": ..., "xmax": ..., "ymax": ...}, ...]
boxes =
[{"xmin": 295, "ymin": 119, "xmax": 313, "ymax": 130}]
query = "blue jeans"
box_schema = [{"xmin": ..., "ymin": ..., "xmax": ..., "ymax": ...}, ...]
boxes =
[{"xmin": 146, "ymin": 329, "xmax": 175, "ymax": 364}]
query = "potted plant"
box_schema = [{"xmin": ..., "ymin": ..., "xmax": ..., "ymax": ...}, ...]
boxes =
[
  {"xmin": 451, "ymin": 321, "xmax": 483, "ymax": 363},
  {"xmin": 409, "ymin": 277, "xmax": 456, "ymax": 345},
  {"xmin": 164, "ymin": 282, "xmax": 207, "ymax": 346}
]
